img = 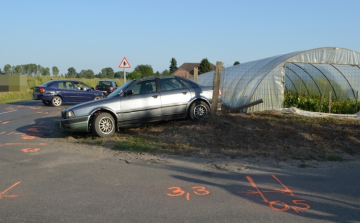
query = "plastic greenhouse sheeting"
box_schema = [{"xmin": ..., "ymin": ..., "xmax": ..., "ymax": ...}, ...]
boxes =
[{"xmin": 197, "ymin": 47, "xmax": 360, "ymax": 112}]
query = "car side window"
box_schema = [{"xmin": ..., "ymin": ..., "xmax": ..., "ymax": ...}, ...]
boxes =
[
  {"xmin": 160, "ymin": 78, "xmax": 184, "ymax": 92},
  {"xmin": 131, "ymin": 79, "xmax": 157, "ymax": 95},
  {"xmin": 74, "ymin": 82, "xmax": 89, "ymax": 91}
]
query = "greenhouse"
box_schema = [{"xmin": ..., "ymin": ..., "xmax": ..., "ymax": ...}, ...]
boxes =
[{"xmin": 197, "ymin": 47, "xmax": 360, "ymax": 113}]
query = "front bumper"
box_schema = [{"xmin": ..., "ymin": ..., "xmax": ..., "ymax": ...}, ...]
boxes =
[{"xmin": 60, "ymin": 115, "xmax": 91, "ymax": 132}]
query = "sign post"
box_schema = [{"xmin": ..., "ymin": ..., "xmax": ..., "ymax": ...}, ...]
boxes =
[{"xmin": 119, "ymin": 57, "xmax": 131, "ymax": 83}]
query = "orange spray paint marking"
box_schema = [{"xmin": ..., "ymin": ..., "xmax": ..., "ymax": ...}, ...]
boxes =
[
  {"xmin": 0, "ymin": 181, "xmax": 21, "ymax": 200},
  {"xmin": 270, "ymin": 175, "xmax": 294, "ymax": 196},
  {"xmin": 21, "ymin": 148, "xmax": 40, "ymax": 153},
  {"xmin": 0, "ymin": 132, "xmax": 5, "ymax": 135},
  {"xmin": 238, "ymin": 176, "xmax": 268, "ymax": 202},
  {"xmin": 5, "ymin": 107, "xmax": 15, "ymax": 111},
  {"xmin": 22, "ymin": 135, "xmax": 37, "ymax": 140},
  {"xmin": 29, "ymin": 107, "xmax": 41, "ymax": 110},
  {"xmin": 17, "ymin": 105, "xmax": 24, "ymax": 108},
  {"xmin": 291, "ymin": 200, "xmax": 311, "ymax": 213},
  {"xmin": 7, "ymin": 132, "xmax": 15, "ymax": 135},
  {"xmin": 1, "ymin": 143, "xmax": 47, "ymax": 146},
  {"xmin": 27, "ymin": 128, "xmax": 41, "ymax": 133},
  {"xmin": 167, "ymin": 186, "xmax": 210, "ymax": 201},
  {"xmin": 239, "ymin": 175, "xmax": 311, "ymax": 213},
  {"xmin": 2, "ymin": 121, "xmax": 9, "ymax": 124}
]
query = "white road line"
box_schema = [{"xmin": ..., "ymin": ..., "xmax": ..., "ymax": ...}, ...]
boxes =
[{"xmin": 0, "ymin": 110, "xmax": 18, "ymax": 115}]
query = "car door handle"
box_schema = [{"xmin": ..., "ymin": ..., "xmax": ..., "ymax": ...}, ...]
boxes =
[{"xmin": 182, "ymin": 92, "xmax": 188, "ymax": 95}]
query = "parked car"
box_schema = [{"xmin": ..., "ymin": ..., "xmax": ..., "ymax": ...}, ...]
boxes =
[
  {"xmin": 95, "ymin": 80, "xmax": 118, "ymax": 95},
  {"xmin": 33, "ymin": 80, "xmax": 104, "ymax": 106},
  {"xmin": 61, "ymin": 75, "xmax": 213, "ymax": 137}
]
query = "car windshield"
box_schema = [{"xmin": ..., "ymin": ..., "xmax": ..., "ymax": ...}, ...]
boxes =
[{"xmin": 107, "ymin": 80, "xmax": 135, "ymax": 97}]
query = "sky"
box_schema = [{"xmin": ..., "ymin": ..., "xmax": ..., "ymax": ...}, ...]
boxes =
[{"xmin": 1, "ymin": 0, "xmax": 360, "ymax": 75}]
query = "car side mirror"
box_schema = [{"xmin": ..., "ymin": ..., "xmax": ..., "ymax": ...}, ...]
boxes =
[{"xmin": 125, "ymin": 89, "xmax": 133, "ymax": 97}]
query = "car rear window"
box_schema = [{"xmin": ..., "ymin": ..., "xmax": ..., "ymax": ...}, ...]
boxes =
[{"xmin": 98, "ymin": 81, "xmax": 111, "ymax": 86}]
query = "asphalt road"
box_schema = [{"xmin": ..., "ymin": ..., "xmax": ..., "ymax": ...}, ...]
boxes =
[{"xmin": 0, "ymin": 100, "xmax": 359, "ymax": 223}]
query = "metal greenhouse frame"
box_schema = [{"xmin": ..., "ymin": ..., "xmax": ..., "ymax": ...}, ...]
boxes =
[{"xmin": 197, "ymin": 47, "xmax": 360, "ymax": 112}]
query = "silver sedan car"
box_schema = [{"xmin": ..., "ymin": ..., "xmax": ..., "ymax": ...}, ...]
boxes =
[{"xmin": 61, "ymin": 75, "xmax": 213, "ymax": 137}]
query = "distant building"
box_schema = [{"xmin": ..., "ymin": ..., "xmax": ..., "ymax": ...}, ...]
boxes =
[{"xmin": 173, "ymin": 63, "xmax": 216, "ymax": 79}]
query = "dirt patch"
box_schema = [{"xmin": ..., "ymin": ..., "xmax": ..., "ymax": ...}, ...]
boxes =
[{"xmin": 116, "ymin": 110, "xmax": 360, "ymax": 162}]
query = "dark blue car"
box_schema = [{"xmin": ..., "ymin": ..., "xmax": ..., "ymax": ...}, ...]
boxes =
[{"xmin": 33, "ymin": 80, "xmax": 104, "ymax": 106}]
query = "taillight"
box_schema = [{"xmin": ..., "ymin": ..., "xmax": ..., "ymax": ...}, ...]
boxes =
[
  {"xmin": 96, "ymin": 87, "xmax": 99, "ymax": 90},
  {"xmin": 110, "ymin": 87, "xmax": 114, "ymax": 91},
  {"xmin": 40, "ymin": 87, "xmax": 45, "ymax": 93}
]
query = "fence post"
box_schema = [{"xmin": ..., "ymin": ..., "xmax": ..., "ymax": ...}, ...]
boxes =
[
  {"xmin": 211, "ymin": 61, "xmax": 223, "ymax": 116},
  {"xmin": 318, "ymin": 94, "xmax": 322, "ymax": 112},
  {"xmin": 356, "ymin": 91, "xmax": 359, "ymax": 113},
  {"xmin": 194, "ymin": 67, "xmax": 198, "ymax": 83},
  {"xmin": 329, "ymin": 91, "xmax": 332, "ymax": 113}
]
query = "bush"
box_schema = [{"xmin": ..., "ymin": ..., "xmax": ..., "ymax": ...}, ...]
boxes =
[{"xmin": 284, "ymin": 90, "xmax": 359, "ymax": 114}]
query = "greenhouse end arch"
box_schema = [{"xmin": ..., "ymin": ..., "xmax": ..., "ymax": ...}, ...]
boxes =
[{"xmin": 197, "ymin": 47, "xmax": 360, "ymax": 113}]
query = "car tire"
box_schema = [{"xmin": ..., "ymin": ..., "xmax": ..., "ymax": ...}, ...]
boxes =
[
  {"xmin": 42, "ymin": 100, "xmax": 51, "ymax": 106},
  {"xmin": 94, "ymin": 96, "xmax": 101, "ymax": 100},
  {"xmin": 91, "ymin": 113, "xmax": 115, "ymax": 137},
  {"xmin": 51, "ymin": 96, "xmax": 62, "ymax": 106},
  {"xmin": 189, "ymin": 101, "xmax": 210, "ymax": 121}
]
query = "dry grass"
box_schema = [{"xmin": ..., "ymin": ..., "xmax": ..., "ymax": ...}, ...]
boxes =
[{"xmin": 73, "ymin": 110, "xmax": 360, "ymax": 162}]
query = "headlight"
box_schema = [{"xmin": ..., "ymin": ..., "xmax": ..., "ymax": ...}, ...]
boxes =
[{"xmin": 66, "ymin": 110, "xmax": 75, "ymax": 118}]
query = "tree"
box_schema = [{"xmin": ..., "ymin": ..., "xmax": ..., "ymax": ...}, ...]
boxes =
[
  {"xmin": 66, "ymin": 67, "xmax": 77, "ymax": 78},
  {"xmin": 78, "ymin": 69, "xmax": 94, "ymax": 79},
  {"xmin": 169, "ymin": 58, "xmax": 178, "ymax": 74},
  {"xmin": 114, "ymin": 71, "xmax": 125, "ymax": 79},
  {"xmin": 99, "ymin": 67, "xmax": 115, "ymax": 79},
  {"xmin": 4, "ymin": 64, "xmax": 12, "ymax": 75},
  {"xmin": 134, "ymin": 64, "xmax": 153, "ymax": 78},
  {"xmin": 234, "ymin": 61, "xmax": 240, "ymax": 66},
  {"xmin": 199, "ymin": 58, "xmax": 213, "ymax": 74},
  {"xmin": 52, "ymin": 66, "xmax": 59, "ymax": 77},
  {"xmin": 161, "ymin": 69, "xmax": 170, "ymax": 76},
  {"xmin": 128, "ymin": 71, "xmax": 142, "ymax": 80}
]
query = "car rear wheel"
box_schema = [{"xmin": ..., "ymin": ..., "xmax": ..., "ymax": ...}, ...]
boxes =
[
  {"xmin": 189, "ymin": 101, "xmax": 210, "ymax": 121},
  {"xmin": 42, "ymin": 100, "xmax": 51, "ymax": 105},
  {"xmin": 91, "ymin": 113, "xmax": 115, "ymax": 137},
  {"xmin": 51, "ymin": 96, "xmax": 62, "ymax": 106}
]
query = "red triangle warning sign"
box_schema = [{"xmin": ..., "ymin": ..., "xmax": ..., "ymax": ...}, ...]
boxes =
[{"xmin": 119, "ymin": 57, "xmax": 131, "ymax": 68}]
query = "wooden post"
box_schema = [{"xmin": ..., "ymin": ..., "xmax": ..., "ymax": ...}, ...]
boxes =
[
  {"xmin": 211, "ymin": 61, "xmax": 223, "ymax": 115},
  {"xmin": 194, "ymin": 67, "xmax": 198, "ymax": 83},
  {"xmin": 318, "ymin": 94, "xmax": 322, "ymax": 112},
  {"xmin": 329, "ymin": 91, "xmax": 332, "ymax": 113},
  {"xmin": 185, "ymin": 71, "xmax": 189, "ymax": 79},
  {"xmin": 356, "ymin": 91, "xmax": 358, "ymax": 113}
]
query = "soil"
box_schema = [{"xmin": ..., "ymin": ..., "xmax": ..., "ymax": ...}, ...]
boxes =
[
  {"xmin": 65, "ymin": 110, "xmax": 360, "ymax": 169},
  {"xmin": 116, "ymin": 111, "xmax": 360, "ymax": 161}
]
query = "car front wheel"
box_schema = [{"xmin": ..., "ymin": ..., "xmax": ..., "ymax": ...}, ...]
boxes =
[
  {"xmin": 91, "ymin": 113, "xmax": 115, "ymax": 137},
  {"xmin": 51, "ymin": 96, "xmax": 62, "ymax": 106},
  {"xmin": 189, "ymin": 101, "xmax": 210, "ymax": 121}
]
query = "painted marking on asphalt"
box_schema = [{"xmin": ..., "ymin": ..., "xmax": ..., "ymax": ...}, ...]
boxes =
[
  {"xmin": 0, "ymin": 110, "xmax": 18, "ymax": 115},
  {"xmin": 238, "ymin": 175, "xmax": 311, "ymax": 213},
  {"xmin": 167, "ymin": 186, "xmax": 210, "ymax": 201},
  {"xmin": 0, "ymin": 143, "xmax": 47, "ymax": 147},
  {"xmin": 0, "ymin": 181, "xmax": 21, "ymax": 200},
  {"xmin": 21, "ymin": 148, "xmax": 40, "ymax": 153}
]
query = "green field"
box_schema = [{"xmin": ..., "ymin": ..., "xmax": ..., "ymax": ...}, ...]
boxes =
[{"xmin": 0, "ymin": 76, "xmax": 124, "ymax": 104}]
